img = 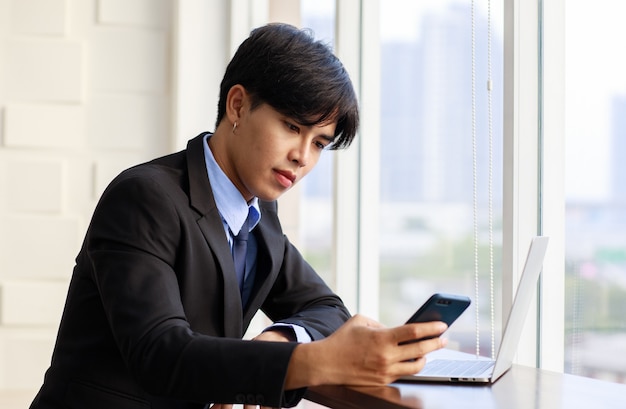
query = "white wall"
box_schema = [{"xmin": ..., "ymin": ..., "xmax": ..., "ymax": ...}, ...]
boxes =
[
  {"xmin": 0, "ymin": 0, "xmax": 306, "ymax": 396},
  {"xmin": 0, "ymin": 0, "xmax": 174, "ymax": 390}
]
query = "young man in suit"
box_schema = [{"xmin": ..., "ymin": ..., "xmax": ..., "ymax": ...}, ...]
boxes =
[{"xmin": 30, "ymin": 23, "xmax": 448, "ymax": 409}]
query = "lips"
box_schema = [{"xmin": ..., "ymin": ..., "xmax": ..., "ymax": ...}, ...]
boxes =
[{"xmin": 274, "ymin": 169, "xmax": 296, "ymax": 188}]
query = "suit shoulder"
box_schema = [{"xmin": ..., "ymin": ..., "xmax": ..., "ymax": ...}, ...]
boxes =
[{"xmin": 112, "ymin": 150, "xmax": 186, "ymax": 185}]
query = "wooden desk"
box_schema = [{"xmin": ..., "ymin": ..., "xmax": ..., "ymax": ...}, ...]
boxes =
[{"xmin": 305, "ymin": 356, "xmax": 626, "ymax": 409}]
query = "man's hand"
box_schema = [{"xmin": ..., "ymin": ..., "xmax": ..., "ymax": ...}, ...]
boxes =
[
  {"xmin": 211, "ymin": 316, "xmax": 447, "ymax": 408},
  {"xmin": 284, "ymin": 314, "xmax": 448, "ymax": 389}
]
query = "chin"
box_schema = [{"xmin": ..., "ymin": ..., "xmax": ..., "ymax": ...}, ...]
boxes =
[
  {"xmin": 256, "ymin": 188, "xmax": 288, "ymax": 202},
  {"xmin": 258, "ymin": 194, "xmax": 283, "ymax": 202}
]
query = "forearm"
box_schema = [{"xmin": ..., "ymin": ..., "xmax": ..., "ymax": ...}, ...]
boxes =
[{"xmin": 284, "ymin": 342, "xmax": 325, "ymax": 389}]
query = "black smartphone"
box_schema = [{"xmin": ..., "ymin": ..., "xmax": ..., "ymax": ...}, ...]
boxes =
[{"xmin": 401, "ymin": 293, "xmax": 471, "ymax": 344}]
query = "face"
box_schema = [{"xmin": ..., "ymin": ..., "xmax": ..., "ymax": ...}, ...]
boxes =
[{"xmin": 223, "ymin": 102, "xmax": 337, "ymax": 202}]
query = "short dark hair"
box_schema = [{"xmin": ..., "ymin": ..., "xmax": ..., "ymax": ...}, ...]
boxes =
[{"xmin": 216, "ymin": 23, "xmax": 359, "ymax": 150}]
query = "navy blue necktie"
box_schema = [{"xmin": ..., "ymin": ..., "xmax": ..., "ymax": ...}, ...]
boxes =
[{"xmin": 231, "ymin": 216, "xmax": 249, "ymax": 294}]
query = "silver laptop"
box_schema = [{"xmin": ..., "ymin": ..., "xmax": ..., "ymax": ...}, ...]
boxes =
[{"xmin": 400, "ymin": 236, "xmax": 549, "ymax": 384}]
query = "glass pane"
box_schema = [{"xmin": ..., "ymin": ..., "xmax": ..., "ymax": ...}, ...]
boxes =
[
  {"xmin": 299, "ymin": 0, "xmax": 336, "ymax": 287},
  {"xmin": 378, "ymin": 0, "xmax": 504, "ymax": 355},
  {"xmin": 564, "ymin": 0, "xmax": 626, "ymax": 383}
]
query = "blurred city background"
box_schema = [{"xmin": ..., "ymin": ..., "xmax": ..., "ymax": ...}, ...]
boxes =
[{"xmin": 298, "ymin": 0, "xmax": 626, "ymax": 384}]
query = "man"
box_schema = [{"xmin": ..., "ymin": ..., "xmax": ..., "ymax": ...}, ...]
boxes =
[{"xmin": 30, "ymin": 23, "xmax": 447, "ymax": 409}]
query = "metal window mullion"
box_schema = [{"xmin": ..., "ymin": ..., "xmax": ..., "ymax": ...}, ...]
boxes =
[
  {"xmin": 503, "ymin": 0, "xmax": 541, "ymax": 367},
  {"xmin": 538, "ymin": 0, "xmax": 565, "ymax": 373},
  {"xmin": 332, "ymin": 0, "xmax": 361, "ymax": 315}
]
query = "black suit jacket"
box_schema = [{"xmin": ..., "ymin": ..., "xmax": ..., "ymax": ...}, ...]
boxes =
[{"xmin": 30, "ymin": 133, "xmax": 351, "ymax": 409}]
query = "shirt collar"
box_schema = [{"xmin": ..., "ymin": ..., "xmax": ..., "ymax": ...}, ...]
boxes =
[{"xmin": 203, "ymin": 133, "xmax": 260, "ymax": 235}]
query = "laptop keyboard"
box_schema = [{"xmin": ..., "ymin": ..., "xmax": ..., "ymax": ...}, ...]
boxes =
[{"xmin": 419, "ymin": 359, "xmax": 495, "ymax": 377}]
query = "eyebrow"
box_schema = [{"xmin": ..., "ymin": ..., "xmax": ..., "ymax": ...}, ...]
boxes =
[
  {"xmin": 286, "ymin": 112, "xmax": 336, "ymax": 144},
  {"xmin": 294, "ymin": 119, "xmax": 336, "ymax": 144}
]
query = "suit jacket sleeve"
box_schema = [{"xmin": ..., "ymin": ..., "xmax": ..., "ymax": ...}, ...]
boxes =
[{"xmin": 255, "ymin": 200, "xmax": 351, "ymax": 341}]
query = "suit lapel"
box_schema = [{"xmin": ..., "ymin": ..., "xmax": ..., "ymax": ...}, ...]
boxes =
[{"xmin": 186, "ymin": 133, "xmax": 244, "ymax": 337}]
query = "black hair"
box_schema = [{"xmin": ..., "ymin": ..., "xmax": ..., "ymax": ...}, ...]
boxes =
[{"xmin": 216, "ymin": 23, "xmax": 359, "ymax": 150}]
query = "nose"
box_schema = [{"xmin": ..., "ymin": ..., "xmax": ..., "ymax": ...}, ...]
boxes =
[{"xmin": 289, "ymin": 140, "xmax": 310, "ymax": 167}]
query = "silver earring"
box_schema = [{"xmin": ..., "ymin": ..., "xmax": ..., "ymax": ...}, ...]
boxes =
[{"xmin": 232, "ymin": 122, "xmax": 237, "ymax": 133}]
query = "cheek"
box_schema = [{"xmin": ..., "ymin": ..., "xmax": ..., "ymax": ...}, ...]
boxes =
[
  {"xmin": 300, "ymin": 155, "xmax": 321, "ymax": 179},
  {"xmin": 310, "ymin": 150, "xmax": 323, "ymax": 167}
]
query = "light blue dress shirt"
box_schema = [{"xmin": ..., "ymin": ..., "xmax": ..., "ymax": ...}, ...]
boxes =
[
  {"xmin": 202, "ymin": 134, "xmax": 311, "ymax": 343},
  {"xmin": 203, "ymin": 134, "xmax": 260, "ymax": 304}
]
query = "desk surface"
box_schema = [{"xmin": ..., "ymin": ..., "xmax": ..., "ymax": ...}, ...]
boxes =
[{"xmin": 305, "ymin": 354, "xmax": 626, "ymax": 409}]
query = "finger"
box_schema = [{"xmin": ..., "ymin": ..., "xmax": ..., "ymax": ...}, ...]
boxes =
[
  {"xmin": 396, "ymin": 321, "xmax": 448, "ymax": 345},
  {"xmin": 394, "ymin": 355, "xmax": 429, "ymax": 377},
  {"xmin": 400, "ymin": 336, "xmax": 448, "ymax": 363}
]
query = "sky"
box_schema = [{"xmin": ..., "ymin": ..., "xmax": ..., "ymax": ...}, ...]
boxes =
[
  {"xmin": 380, "ymin": 0, "xmax": 626, "ymax": 202},
  {"xmin": 565, "ymin": 0, "xmax": 626, "ymax": 201}
]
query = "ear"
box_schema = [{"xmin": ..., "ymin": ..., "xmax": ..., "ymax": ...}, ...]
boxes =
[{"xmin": 225, "ymin": 84, "xmax": 248, "ymax": 125}]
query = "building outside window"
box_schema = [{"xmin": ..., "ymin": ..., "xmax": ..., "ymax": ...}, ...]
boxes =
[{"xmin": 564, "ymin": 0, "xmax": 626, "ymax": 383}]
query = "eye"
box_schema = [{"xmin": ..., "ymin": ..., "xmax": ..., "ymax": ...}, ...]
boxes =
[
  {"xmin": 314, "ymin": 141, "xmax": 328, "ymax": 150},
  {"xmin": 285, "ymin": 121, "xmax": 300, "ymax": 133}
]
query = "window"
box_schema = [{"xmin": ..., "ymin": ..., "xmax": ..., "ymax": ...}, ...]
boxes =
[
  {"xmin": 564, "ymin": 0, "xmax": 626, "ymax": 383},
  {"xmin": 298, "ymin": 0, "xmax": 337, "ymax": 287},
  {"xmin": 377, "ymin": 0, "xmax": 504, "ymax": 355},
  {"xmin": 296, "ymin": 0, "xmax": 626, "ymax": 385}
]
